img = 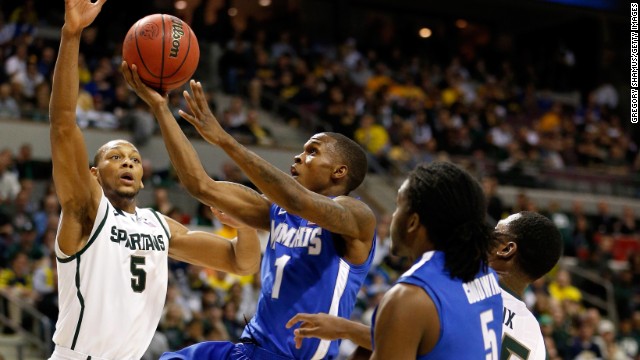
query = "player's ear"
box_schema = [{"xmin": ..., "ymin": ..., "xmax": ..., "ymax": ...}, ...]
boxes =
[
  {"xmin": 496, "ymin": 241, "xmax": 517, "ymax": 259},
  {"xmin": 332, "ymin": 164, "xmax": 347, "ymax": 180},
  {"xmin": 90, "ymin": 167, "xmax": 98, "ymax": 178},
  {"xmin": 407, "ymin": 212, "xmax": 420, "ymax": 234}
]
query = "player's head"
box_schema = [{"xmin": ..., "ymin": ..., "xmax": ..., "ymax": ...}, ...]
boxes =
[
  {"xmin": 390, "ymin": 161, "xmax": 491, "ymax": 282},
  {"xmin": 91, "ymin": 140, "xmax": 144, "ymax": 199},
  {"xmin": 292, "ymin": 132, "xmax": 367, "ymax": 195},
  {"xmin": 490, "ymin": 211, "xmax": 563, "ymax": 282}
]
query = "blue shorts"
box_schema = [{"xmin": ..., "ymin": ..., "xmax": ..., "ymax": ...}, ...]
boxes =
[{"xmin": 159, "ymin": 341, "xmax": 294, "ymax": 360}]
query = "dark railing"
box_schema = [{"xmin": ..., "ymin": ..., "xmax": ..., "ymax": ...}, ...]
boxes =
[{"xmin": 0, "ymin": 291, "xmax": 52, "ymax": 359}]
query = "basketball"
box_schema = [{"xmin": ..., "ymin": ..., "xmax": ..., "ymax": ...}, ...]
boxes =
[{"xmin": 122, "ymin": 14, "xmax": 200, "ymax": 93}]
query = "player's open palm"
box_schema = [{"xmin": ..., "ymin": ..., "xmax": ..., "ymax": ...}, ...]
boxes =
[
  {"xmin": 64, "ymin": 0, "xmax": 106, "ymax": 33},
  {"xmin": 179, "ymin": 80, "xmax": 227, "ymax": 146}
]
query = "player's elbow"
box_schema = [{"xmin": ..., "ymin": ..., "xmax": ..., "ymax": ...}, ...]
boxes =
[
  {"xmin": 232, "ymin": 259, "xmax": 260, "ymax": 276},
  {"xmin": 184, "ymin": 176, "xmax": 214, "ymax": 199}
]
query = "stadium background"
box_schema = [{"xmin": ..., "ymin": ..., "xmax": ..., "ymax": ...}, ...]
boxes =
[{"xmin": 0, "ymin": 0, "xmax": 637, "ymax": 359}]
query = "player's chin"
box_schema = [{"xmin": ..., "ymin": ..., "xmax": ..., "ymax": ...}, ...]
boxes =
[{"xmin": 116, "ymin": 188, "xmax": 140, "ymax": 199}]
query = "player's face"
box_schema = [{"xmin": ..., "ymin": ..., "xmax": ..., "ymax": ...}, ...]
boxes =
[
  {"xmin": 488, "ymin": 213, "xmax": 521, "ymax": 268},
  {"xmin": 95, "ymin": 141, "xmax": 144, "ymax": 199},
  {"xmin": 389, "ymin": 179, "xmax": 412, "ymax": 257},
  {"xmin": 291, "ymin": 134, "xmax": 339, "ymax": 193}
]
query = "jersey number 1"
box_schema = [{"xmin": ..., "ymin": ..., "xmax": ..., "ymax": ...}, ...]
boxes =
[
  {"xmin": 271, "ymin": 255, "xmax": 291, "ymax": 299},
  {"xmin": 130, "ymin": 255, "xmax": 146, "ymax": 292}
]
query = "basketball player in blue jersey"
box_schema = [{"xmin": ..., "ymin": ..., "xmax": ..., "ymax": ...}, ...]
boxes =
[
  {"xmin": 49, "ymin": 2, "xmax": 261, "ymax": 359},
  {"xmin": 121, "ymin": 69, "xmax": 377, "ymax": 359},
  {"xmin": 289, "ymin": 162, "xmax": 503, "ymax": 359},
  {"xmin": 288, "ymin": 211, "xmax": 563, "ymax": 360}
]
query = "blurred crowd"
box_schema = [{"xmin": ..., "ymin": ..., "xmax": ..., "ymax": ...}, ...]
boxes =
[{"xmin": 0, "ymin": 1, "xmax": 639, "ymax": 359}]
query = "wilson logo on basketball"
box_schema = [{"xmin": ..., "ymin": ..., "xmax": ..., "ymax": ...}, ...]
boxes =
[
  {"xmin": 169, "ymin": 18, "xmax": 185, "ymax": 58},
  {"xmin": 139, "ymin": 22, "xmax": 159, "ymax": 40}
]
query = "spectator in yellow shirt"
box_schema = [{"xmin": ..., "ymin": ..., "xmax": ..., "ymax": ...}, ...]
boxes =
[
  {"xmin": 354, "ymin": 114, "xmax": 391, "ymax": 169},
  {"xmin": 548, "ymin": 268, "xmax": 582, "ymax": 303}
]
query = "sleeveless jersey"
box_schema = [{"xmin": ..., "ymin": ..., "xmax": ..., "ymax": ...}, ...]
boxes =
[
  {"xmin": 500, "ymin": 289, "xmax": 546, "ymax": 360},
  {"xmin": 242, "ymin": 203, "xmax": 375, "ymax": 360},
  {"xmin": 372, "ymin": 251, "xmax": 503, "ymax": 360},
  {"xmin": 53, "ymin": 193, "xmax": 170, "ymax": 360}
]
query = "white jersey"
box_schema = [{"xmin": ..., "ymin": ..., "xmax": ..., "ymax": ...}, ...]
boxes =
[
  {"xmin": 501, "ymin": 289, "xmax": 546, "ymax": 360},
  {"xmin": 52, "ymin": 193, "xmax": 170, "ymax": 360}
]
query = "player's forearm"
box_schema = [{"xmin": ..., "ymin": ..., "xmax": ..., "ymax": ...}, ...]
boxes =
[
  {"xmin": 218, "ymin": 137, "xmax": 308, "ymax": 212},
  {"xmin": 338, "ymin": 319, "xmax": 373, "ymax": 350},
  {"xmin": 230, "ymin": 228, "xmax": 261, "ymax": 275},
  {"xmin": 151, "ymin": 104, "xmax": 212, "ymax": 196},
  {"xmin": 49, "ymin": 28, "xmax": 82, "ymax": 126}
]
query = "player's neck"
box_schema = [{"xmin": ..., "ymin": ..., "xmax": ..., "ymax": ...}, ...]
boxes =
[
  {"xmin": 497, "ymin": 273, "xmax": 527, "ymax": 299},
  {"xmin": 106, "ymin": 194, "xmax": 137, "ymax": 214}
]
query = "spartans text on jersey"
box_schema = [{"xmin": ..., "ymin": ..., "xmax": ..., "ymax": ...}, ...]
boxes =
[{"xmin": 110, "ymin": 226, "xmax": 166, "ymax": 251}]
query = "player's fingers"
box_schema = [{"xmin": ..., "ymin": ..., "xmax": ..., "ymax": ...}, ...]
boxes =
[
  {"xmin": 120, "ymin": 62, "xmax": 132, "ymax": 82},
  {"xmin": 187, "ymin": 80, "xmax": 204, "ymax": 109},
  {"xmin": 294, "ymin": 335, "xmax": 303, "ymax": 349},
  {"xmin": 286, "ymin": 313, "xmax": 311, "ymax": 328},
  {"xmin": 178, "ymin": 110, "xmax": 197, "ymax": 126},
  {"xmin": 182, "ymin": 90, "xmax": 201, "ymax": 118},
  {"xmin": 128, "ymin": 64, "xmax": 145, "ymax": 86},
  {"xmin": 95, "ymin": 0, "xmax": 107, "ymax": 10},
  {"xmin": 192, "ymin": 81, "xmax": 209, "ymax": 113},
  {"xmin": 295, "ymin": 326, "xmax": 318, "ymax": 338}
]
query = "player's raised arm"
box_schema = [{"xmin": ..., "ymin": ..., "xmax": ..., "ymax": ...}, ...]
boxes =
[
  {"xmin": 179, "ymin": 80, "xmax": 376, "ymax": 259},
  {"xmin": 121, "ymin": 63, "xmax": 272, "ymax": 231},
  {"xmin": 49, "ymin": 0, "xmax": 106, "ymax": 254}
]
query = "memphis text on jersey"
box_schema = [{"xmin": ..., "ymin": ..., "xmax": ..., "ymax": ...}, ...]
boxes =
[
  {"xmin": 462, "ymin": 273, "xmax": 501, "ymax": 304},
  {"xmin": 270, "ymin": 220, "xmax": 322, "ymax": 255},
  {"xmin": 110, "ymin": 226, "xmax": 166, "ymax": 251}
]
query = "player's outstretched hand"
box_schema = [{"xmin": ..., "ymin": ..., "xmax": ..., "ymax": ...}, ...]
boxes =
[
  {"xmin": 63, "ymin": 0, "xmax": 107, "ymax": 34},
  {"xmin": 120, "ymin": 61, "xmax": 167, "ymax": 108},
  {"xmin": 286, "ymin": 313, "xmax": 343, "ymax": 349},
  {"xmin": 179, "ymin": 80, "xmax": 230, "ymax": 146}
]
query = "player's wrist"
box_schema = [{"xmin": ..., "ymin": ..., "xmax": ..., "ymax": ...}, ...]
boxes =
[{"xmin": 61, "ymin": 24, "xmax": 84, "ymax": 37}]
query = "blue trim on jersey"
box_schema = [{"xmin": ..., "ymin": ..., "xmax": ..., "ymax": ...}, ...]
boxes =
[{"xmin": 242, "ymin": 203, "xmax": 376, "ymax": 360}]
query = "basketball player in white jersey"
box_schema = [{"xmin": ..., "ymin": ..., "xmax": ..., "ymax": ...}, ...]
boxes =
[
  {"xmin": 48, "ymin": 1, "xmax": 261, "ymax": 359},
  {"xmin": 287, "ymin": 211, "xmax": 563, "ymax": 360}
]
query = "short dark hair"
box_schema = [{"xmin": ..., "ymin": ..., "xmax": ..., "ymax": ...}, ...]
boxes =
[
  {"xmin": 506, "ymin": 211, "xmax": 563, "ymax": 281},
  {"xmin": 324, "ymin": 132, "xmax": 367, "ymax": 194},
  {"xmin": 406, "ymin": 161, "xmax": 492, "ymax": 282}
]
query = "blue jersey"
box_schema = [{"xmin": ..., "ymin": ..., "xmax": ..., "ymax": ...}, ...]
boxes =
[
  {"xmin": 242, "ymin": 203, "xmax": 375, "ymax": 359},
  {"xmin": 372, "ymin": 251, "xmax": 503, "ymax": 360}
]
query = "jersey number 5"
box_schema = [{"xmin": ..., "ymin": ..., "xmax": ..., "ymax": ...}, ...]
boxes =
[
  {"xmin": 480, "ymin": 309, "xmax": 499, "ymax": 360},
  {"xmin": 500, "ymin": 334, "xmax": 531, "ymax": 360},
  {"xmin": 130, "ymin": 255, "xmax": 146, "ymax": 292}
]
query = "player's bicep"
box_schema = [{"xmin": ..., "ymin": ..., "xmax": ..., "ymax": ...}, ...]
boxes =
[
  {"xmin": 371, "ymin": 284, "xmax": 438, "ymax": 360},
  {"xmin": 50, "ymin": 125, "xmax": 100, "ymax": 209},
  {"xmin": 295, "ymin": 195, "xmax": 375, "ymax": 240}
]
